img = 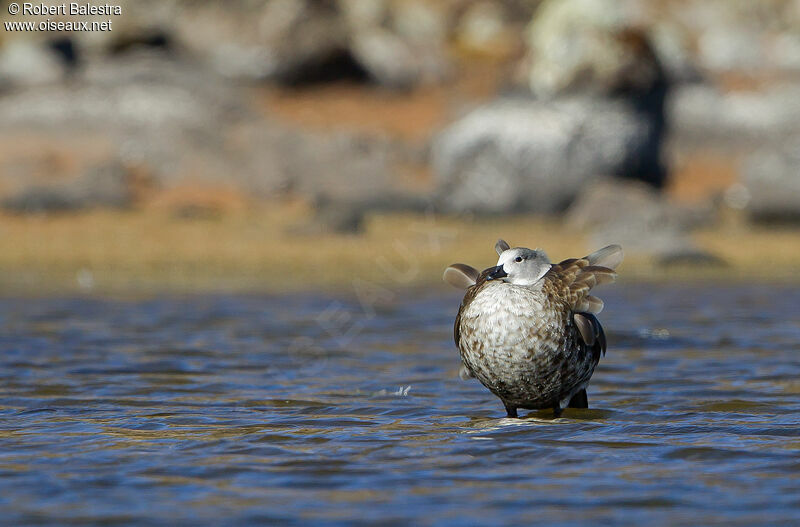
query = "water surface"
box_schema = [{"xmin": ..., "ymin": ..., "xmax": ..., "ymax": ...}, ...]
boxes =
[{"xmin": 1, "ymin": 284, "xmax": 799, "ymax": 525}]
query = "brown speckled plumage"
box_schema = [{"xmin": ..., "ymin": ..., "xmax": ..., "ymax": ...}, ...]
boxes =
[{"xmin": 450, "ymin": 244, "xmax": 621, "ymax": 418}]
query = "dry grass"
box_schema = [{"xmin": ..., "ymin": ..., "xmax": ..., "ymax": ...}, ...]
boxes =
[
  {"xmin": 0, "ymin": 203, "xmax": 797, "ymax": 296},
  {"xmin": 692, "ymin": 225, "xmax": 800, "ymax": 280}
]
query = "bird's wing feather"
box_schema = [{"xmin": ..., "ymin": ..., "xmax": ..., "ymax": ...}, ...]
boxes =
[
  {"xmin": 586, "ymin": 244, "xmax": 624, "ymax": 270},
  {"xmin": 444, "ymin": 263, "xmax": 480, "ymax": 289},
  {"xmin": 573, "ymin": 312, "xmax": 607, "ymax": 359},
  {"xmin": 450, "ymin": 266, "xmax": 481, "ymax": 379},
  {"xmin": 453, "ymin": 266, "xmax": 495, "ymax": 349},
  {"xmin": 458, "ymin": 362, "xmax": 475, "ymax": 379},
  {"xmin": 544, "ymin": 245, "xmax": 622, "ymax": 314},
  {"xmin": 495, "ymin": 239, "xmax": 510, "ymax": 255}
]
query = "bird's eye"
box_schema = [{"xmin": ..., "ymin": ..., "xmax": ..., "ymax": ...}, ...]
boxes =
[{"xmin": 515, "ymin": 257, "xmax": 522, "ymax": 263}]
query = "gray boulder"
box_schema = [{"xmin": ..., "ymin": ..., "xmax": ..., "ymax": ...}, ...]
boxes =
[
  {"xmin": 350, "ymin": 29, "xmax": 420, "ymax": 90},
  {"xmin": 0, "ymin": 0, "xmax": 449, "ymax": 89},
  {"xmin": 0, "ymin": 40, "xmax": 66, "ymax": 89},
  {"xmin": 433, "ymin": 0, "xmax": 673, "ymax": 216},
  {"xmin": 453, "ymin": 1, "xmax": 524, "ymax": 59},
  {"xmin": 683, "ymin": 0, "xmax": 800, "ymax": 75},
  {"xmin": 565, "ymin": 178, "xmax": 720, "ymax": 264},
  {"xmin": 0, "ymin": 52, "xmax": 276, "ymax": 195},
  {"xmin": 669, "ymin": 83, "xmax": 800, "ymax": 146},
  {"xmin": 0, "ymin": 52, "xmax": 423, "ymax": 215},
  {"xmin": 172, "ymin": 0, "xmax": 449, "ymax": 88},
  {"xmin": 741, "ymin": 141, "xmax": 800, "ymax": 223},
  {"xmin": 523, "ymin": 0, "xmax": 666, "ymax": 97},
  {"xmin": 346, "ymin": 0, "xmax": 449, "ymax": 88},
  {"xmin": 431, "ymin": 97, "xmax": 665, "ymax": 214}
]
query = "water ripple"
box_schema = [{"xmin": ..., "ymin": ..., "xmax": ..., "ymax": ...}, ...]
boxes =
[{"xmin": 0, "ymin": 285, "xmax": 798, "ymax": 525}]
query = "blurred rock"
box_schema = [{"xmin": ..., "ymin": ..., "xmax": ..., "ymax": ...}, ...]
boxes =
[
  {"xmin": 0, "ymin": 40, "xmax": 66, "ymax": 88},
  {"xmin": 310, "ymin": 200, "xmax": 366, "ymax": 234},
  {"xmin": 0, "ymin": 52, "xmax": 242, "ymax": 131},
  {"xmin": 291, "ymin": 134, "xmax": 430, "ymax": 232},
  {"xmin": 566, "ymin": 178, "xmax": 715, "ymax": 260},
  {"xmin": 0, "ymin": 0, "xmax": 449, "ymax": 88},
  {"xmin": 173, "ymin": 1, "xmax": 289, "ymax": 80},
  {"xmin": 567, "ymin": 178, "xmax": 709, "ymax": 232},
  {"xmin": 675, "ymin": 0, "xmax": 800, "ymax": 75},
  {"xmin": 6, "ymin": 0, "xmax": 800, "ymax": 228},
  {"xmin": 172, "ymin": 0, "xmax": 448, "ymax": 88},
  {"xmin": 697, "ymin": 27, "xmax": 763, "ymax": 73},
  {"xmin": 646, "ymin": 21, "xmax": 700, "ymax": 84},
  {"xmin": 234, "ymin": 120, "xmax": 423, "ymax": 206},
  {"xmin": 384, "ymin": 1, "xmax": 450, "ymax": 84},
  {"xmin": 453, "ymin": 1, "xmax": 522, "ymax": 59},
  {"xmin": 669, "ymin": 83, "xmax": 800, "ymax": 145},
  {"xmin": 289, "ymin": 133, "xmax": 401, "ymax": 201},
  {"xmin": 432, "ymin": 96, "xmax": 665, "ymax": 214},
  {"xmin": 5, "ymin": 0, "xmax": 799, "ymax": 93},
  {"xmin": 68, "ymin": 0, "xmax": 177, "ymax": 56},
  {"xmin": 0, "ymin": 51, "xmax": 422, "ymax": 214},
  {"xmin": 258, "ymin": 0, "xmax": 353, "ymax": 85},
  {"xmin": 438, "ymin": 0, "xmax": 671, "ymax": 215},
  {"xmin": 741, "ymin": 141, "xmax": 800, "ymax": 223},
  {"xmin": 350, "ymin": 29, "xmax": 419, "ymax": 89},
  {"xmin": 0, "ymin": 53, "xmax": 267, "ymax": 193},
  {"xmin": 2, "ymin": 163, "xmax": 133, "ymax": 213},
  {"xmin": 523, "ymin": 0, "xmax": 664, "ymax": 97},
  {"xmin": 298, "ymin": 189, "xmax": 430, "ymax": 234}
]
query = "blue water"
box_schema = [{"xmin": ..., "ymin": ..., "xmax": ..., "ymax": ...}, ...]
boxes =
[{"xmin": 0, "ymin": 284, "xmax": 799, "ymax": 525}]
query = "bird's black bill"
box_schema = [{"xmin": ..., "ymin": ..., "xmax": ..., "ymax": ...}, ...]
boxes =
[{"xmin": 486, "ymin": 265, "xmax": 508, "ymax": 280}]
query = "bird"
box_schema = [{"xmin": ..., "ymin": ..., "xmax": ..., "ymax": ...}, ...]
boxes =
[{"xmin": 444, "ymin": 239, "xmax": 623, "ymax": 418}]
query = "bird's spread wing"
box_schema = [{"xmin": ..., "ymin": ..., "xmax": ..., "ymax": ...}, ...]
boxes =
[
  {"xmin": 544, "ymin": 245, "xmax": 620, "ymax": 361},
  {"xmin": 543, "ymin": 244, "xmax": 622, "ymax": 314}
]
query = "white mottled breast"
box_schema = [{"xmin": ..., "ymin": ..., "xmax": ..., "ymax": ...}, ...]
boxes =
[
  {"xmin": 461, "ymin": 281, "xmax": 562, "ymax": 352},
  {"xmin": 458, "ymin": 280, "xmax": 576, "ymax": 407}
]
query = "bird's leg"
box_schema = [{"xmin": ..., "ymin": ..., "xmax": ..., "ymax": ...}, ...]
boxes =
[
  {"xmin": 567, "ymin": 389, "xmax": 588, "ymax": 409},
  {"xmin": 552, "ymin": 404, "xmax": 564, "ymax": 418},
  {"xmin": 503, "ymin": 401, "xmax": 518, "ymax": 418}
]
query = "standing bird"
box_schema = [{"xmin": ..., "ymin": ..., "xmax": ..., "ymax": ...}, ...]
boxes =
[{"xmin": 444, "ymin": 240, "xmax": 623, "ymax": 418}]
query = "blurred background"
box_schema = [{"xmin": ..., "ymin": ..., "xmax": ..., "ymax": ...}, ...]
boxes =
[{"xmin": 0, "ymin": 0, "xmax": 798, "ymax": 293}]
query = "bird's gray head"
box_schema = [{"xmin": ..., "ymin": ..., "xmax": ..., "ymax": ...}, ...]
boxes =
[{"xmin": 487, "ymin": 247, "xmax": 551, "ymax": 286}]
